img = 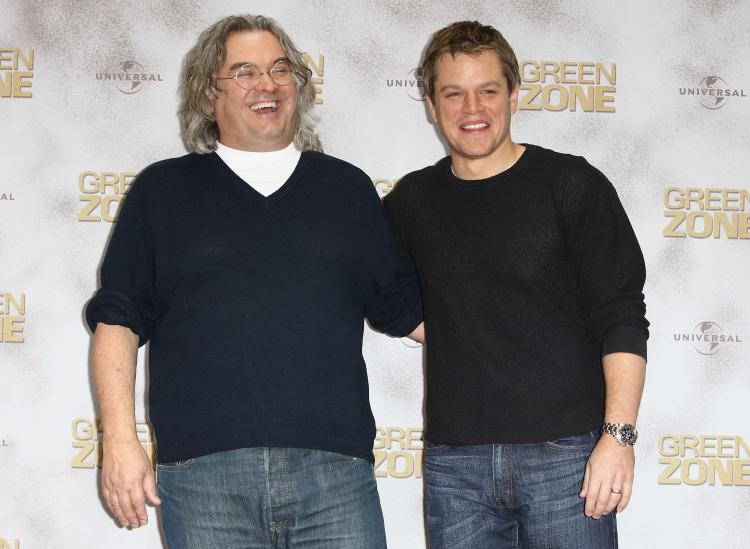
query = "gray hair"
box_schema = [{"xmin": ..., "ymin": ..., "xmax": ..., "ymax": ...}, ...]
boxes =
[{"xmin": 179, "ymin": 14, "xmax": 322, "ymax": 153}]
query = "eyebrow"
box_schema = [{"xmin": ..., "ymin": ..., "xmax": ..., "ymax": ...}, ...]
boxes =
[
  {"xmin": 227, "ymin": 57, "xmax": 290, "ymax": 72},
  {"xmin": 438, "ymin": 80, "xmax": 504, "ymax": 92}
]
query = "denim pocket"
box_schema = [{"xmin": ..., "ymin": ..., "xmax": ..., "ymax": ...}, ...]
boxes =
[
  {"xmin": 543, "ymin": 432, "xmax": 599, "ymax": 451},
  {"xmin": 156, "ymin": 458, "xmax": 195, "ymax": 471}
]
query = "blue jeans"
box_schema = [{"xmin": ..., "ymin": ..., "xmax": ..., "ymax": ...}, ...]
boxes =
[
  {"xmin": 157, "ymin": 447, "xmax": 387, "ymax": 549},
  {"xmin": 425, "ymin": 433, "xmax": 617, "ymax": 549}
]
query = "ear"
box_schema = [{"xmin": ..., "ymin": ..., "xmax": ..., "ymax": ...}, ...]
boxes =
[
  {"xmin": 426, "ymin": 95, "xmax": 438, "ymax": 124},
  {"xmin": 509, "ymin": 84, "xmax": 520, "ymax": 115}
]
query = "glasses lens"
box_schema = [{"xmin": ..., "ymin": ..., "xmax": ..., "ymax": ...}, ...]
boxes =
[
  {"xmin": 235, "ymin": 65, "xmax": 260, "ymax": 89},
  {"xmin": 269, "ymin": 61, "xmax": 294, "ymax": 85}
]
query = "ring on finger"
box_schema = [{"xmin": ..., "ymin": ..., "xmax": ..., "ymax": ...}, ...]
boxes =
[{"xmin": 610, "ymin": 488, "xmax": 622, "ymax": 494}]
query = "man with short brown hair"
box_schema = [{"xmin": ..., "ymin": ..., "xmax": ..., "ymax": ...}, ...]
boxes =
[{"xmin": 385, "ymin": 20, "xmax": 648, "ymax": 548}]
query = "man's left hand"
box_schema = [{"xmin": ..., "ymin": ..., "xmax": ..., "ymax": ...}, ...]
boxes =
[{"xmin": 579, "ymin": 435, "xmax": 634, "ymax": 519}]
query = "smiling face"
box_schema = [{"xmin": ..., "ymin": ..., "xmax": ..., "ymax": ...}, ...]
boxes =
[
  {"xmin": 210, "ymin": 30, "xmax": 298, "ymax": 151},
  {"xmin": 427, "ymin": 50, "xmax": 520, "ymax": 176}
]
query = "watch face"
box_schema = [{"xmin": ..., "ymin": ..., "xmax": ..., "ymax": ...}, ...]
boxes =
[{"xmin": 620, "ymin": 425, "xmax": 638, "ymax": 445}]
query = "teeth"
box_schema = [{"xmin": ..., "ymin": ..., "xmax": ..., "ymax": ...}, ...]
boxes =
[
  {"xmin": 250, "ymin": 101, "xmax": 278, "ymax": 111},
  {"xmin": 462, "ymin": 123, "xmax": 488, "ymax": 130}
]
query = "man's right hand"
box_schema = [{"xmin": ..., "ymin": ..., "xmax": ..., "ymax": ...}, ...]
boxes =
[{"xmin": 100, "ymin": 438, "xmax": 161, "ymax": 528}]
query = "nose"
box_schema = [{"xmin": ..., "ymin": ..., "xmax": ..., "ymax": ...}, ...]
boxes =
[
  {"xmin": 254, "ymin": 71, "xmax": 278, "ymax": 92},
  {"xmin": 462, "ymin": 91, "xmax": 482, "ymax": 113}
]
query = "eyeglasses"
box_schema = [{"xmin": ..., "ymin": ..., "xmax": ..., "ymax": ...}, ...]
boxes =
[{"xmin": 215, "ymin": 60, "xmax": 296, "ymax": 90}]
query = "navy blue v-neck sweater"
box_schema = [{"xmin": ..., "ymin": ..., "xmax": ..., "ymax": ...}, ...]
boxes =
[{"xmin": 86, "ymin": 151, "xmax": 423, "ymax": 463}]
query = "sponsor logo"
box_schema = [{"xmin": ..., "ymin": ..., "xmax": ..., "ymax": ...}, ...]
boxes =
[
  {"xmin": 303, "ymin": 53, "xmax": 324, "ymax": 105},
  {"xmin": 96, "ymin": 60, "xmax": 163, "ymax": 94},
  {"xmin": 663, "ymin": 187, "xmax": 750, "ymax": 239},
  {"xmin": 71, "ymin": 417, "xmax": 155, "ymax": 469},
  {"xmin": 0, "ymin": 193, "xmax": 15, "ymax": 201},
  {"xmin": 386, "ymin": 68, "xmax": 424, "ymax": 101},
  {"xmin": 77, "ymin": 171, "xmax": 136, "ymax": 222},
  {"xmin": 673, "ymin": 322, "xmax": 742, "ymax": 355},
  {"xmin": 0, "ymin": 48, "xmax": 34, "ymax": 98},
  {"xmin": 519, "ymin": 60, "xmax": 616, "ymax": 112},
  {"xmin": 658, "ymin": 434, "xmax": 750, "ymax": 486},
  {"xmin": 0, "ymin": 292, "xmax": 25, "ymax": 343},
  {"xmin": 374, "ymin": 427, "xmax": 423, "ymax": 478},
  {"xmin": 679, "ymin": 76, "xmax": 747, "ymax": 110}
]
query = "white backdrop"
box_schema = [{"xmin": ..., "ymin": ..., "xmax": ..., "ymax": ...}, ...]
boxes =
[{"xmin": 2, "ymin": 1, "xmax": 749, "ymax": 548}]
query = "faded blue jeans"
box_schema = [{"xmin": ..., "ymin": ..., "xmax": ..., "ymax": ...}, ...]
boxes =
[
  {"xmin": 425, "ymin": 432, "xmax": 617, "ymax": 549},
  {"xmin": 157, "ymin": 447, "xmax": 387, "ymax": 549}
]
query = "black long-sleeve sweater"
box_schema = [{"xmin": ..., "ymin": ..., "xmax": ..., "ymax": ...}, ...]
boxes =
[
  {"xmin": 86, "ymin": 151, "xmax": 422, "ymax": 463},
  {"xmin": 384, "ymin": 144, "xmax": 648, "ymax": 445}
]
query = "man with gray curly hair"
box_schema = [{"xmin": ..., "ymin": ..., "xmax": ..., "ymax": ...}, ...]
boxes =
[{"xmin": 86, "ymin": 14, "xmax": 422, "ymax": 548}]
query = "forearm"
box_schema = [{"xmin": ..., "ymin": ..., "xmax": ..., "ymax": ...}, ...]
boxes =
[
  {"xmin": 92, "ymin": 323, "xmax": 140, "ymax": 443},
  {"xmin": 602, "ymin": 352, "xmax": 646, "ymax": 425}
]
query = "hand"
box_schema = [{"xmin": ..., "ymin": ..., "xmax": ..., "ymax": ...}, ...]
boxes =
[
  {"xmin": 407, "ymin": 322, "xmax": 425, "ymax": 343},
  {"xmin": 579, "ymin": 435, "xmax": 634, "ymax": 519},
  {"xmin": 100, "ymin": 438, "xmax": 161, "ymax": 528}
]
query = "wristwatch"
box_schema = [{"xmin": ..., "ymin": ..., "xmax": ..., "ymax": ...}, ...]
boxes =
[{"xmin": 600, "ymin": 423, "xmax": 638, "ymax": 446}]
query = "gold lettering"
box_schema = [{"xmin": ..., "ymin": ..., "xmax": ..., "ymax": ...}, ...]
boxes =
[
  {"xmin": 519, "ymin": 83, "xmax": 542, "ymax": 110},
  {"xmin": 2, "ymin": 293, "xmax": 24, "ymax": 315},
  {"xmin": 713, "ymin": 212, "xmax": 738, "ymax": 239},
  {"xmin": 596, "ymin": 62, "xmax": 616, "ymax": 85},
  {"xmin": 707, "ymin": 458, "xmax": 732, "ymax": 486},
  {"xmin": 540, "ymin": 61, "xmax": 560, "ymax": 83},
  {"xmin": 578, "ymin": 62, "xmax": 595, "ymax": 84},
  {"xmin": 687, "ymin": 211, "xmax": 712, "ymax": 238},
  {"xmin": 569, "ymin": 85, "xmax": 594, "ymax": 112},
  {"xmin": 657, "ymin": 457, "xmax": 681, "ymax": 485},
  {"xmin": 658, "ymin": 434, "xmax": 680, "ymax": 457},
  {"xmin": 11, "ymin": 71, "xmax": 32, "ymax": 98},
  {"xmin": 520, "ymin": 61, "xmax": 540, "ymax": 83},
  {"xmin": 681, "ymin": 458, "xmax": 707, "ymax": 485},
  {"xmin": 734, "ymin": 460, "xmax": 750, "ymax": 486},
  {"xmin": 699, "ymin": 436, "xmax": 717, "ymax": 457},
  {"xmin": 663, "ymin": 211, "xmax": 686, "ymax": 237},
  {"xmin": 664, "ymin": 188, "xmax": 685, "ymax": 209},
  {"xmin": 593, "ymin": 86, "xmax": 616, "ymax": 113},
  {"xmin": 559, "ymin": 62, "xmax": 577, "ymax": 84},
  {"xmin": 78, "ymin": 195, "xmax": 101, "ymax": 222},
  {"xmin": 373, "ymin": 449, "xmax": 387, "ymax": 478},
  {"xmin": 541, "ymin": 83, "xmax": 567, "ymax": 111},
  {"xmin": 717, "ymin": 436, "xmax": 735, "ymax": 458},
  {"xmin": 1, "ymin": 317, "xmax": 24, "ymax": 343},
  {"xmin": 387, "ymin": 450, "xmax": 414, "ymax": 478},
  {"xmin": 71, "ymin": 441, "xmax": 96, "ymax": 469}
]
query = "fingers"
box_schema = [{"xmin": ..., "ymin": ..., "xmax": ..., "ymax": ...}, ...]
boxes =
[
  {"xmin": 617, "ymin": 474, "xmax": 634, "ymax": 513},
  {"xmin": 579, "ymin": 462, "xmax": 591, "ymax": 498},
  {"xmin": 103, "ymin": 482, "xmax": 148, "ymax": 528},
  {"xmin": 143, "ymin": 469, "xmax": 162, "ymax": 507}
]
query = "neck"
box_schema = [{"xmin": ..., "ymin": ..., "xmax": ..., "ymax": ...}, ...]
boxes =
[{"xmin": 451, "ymin": 141, "xmax": 525, "ymax": 180}]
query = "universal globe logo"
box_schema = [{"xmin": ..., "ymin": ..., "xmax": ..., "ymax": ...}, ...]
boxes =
[
  {"xmin": 386, "ymin": 68, "xmax": 424, "ymax": 101},
  {"xmin": 672, "ymin": 321, "xmax": 742, "ymax": 355},
  {"xmin": 692, "ymin": 322, "xmax": 723, "ymax": 355},
  {"xmin": 96, "ymin": 60, "xmax": 164, "ymax": 94},
  {"xmin": 679, "ymin": 75, "xmax": 747, "ymax": 110}
]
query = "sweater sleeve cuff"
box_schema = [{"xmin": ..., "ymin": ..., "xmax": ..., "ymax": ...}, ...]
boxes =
[
  {"xmin": 602, "ymin": 324, "xmax": 647, "ymax": 361},
  {"xmin": 85, "ymin": 290, "xmax": 151, "ymax": 346},
  {"xmin": 387, "ymin": 305, "xmax": 424, "ymax": 339}
]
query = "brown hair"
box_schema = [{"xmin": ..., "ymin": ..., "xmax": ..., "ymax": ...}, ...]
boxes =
[{"xmin": 420, "ymin": 21, "xmax": 520, "ymax": 101}]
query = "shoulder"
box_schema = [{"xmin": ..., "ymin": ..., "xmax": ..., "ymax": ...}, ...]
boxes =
[
  {"xmin": 384, "ymin": 156, "xmax": 450, "ymax": 209},
  {"xmin": 303, "ymin": 151, "xmax": 370, "ymax": 185},
  {"xmin": 527, "ymin": 144, "xmax": 610, "ymax": 195}
]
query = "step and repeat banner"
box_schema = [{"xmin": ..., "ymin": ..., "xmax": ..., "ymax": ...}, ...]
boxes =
[{"xmin": 2, "ymin": 1, "xmax": 749, "ymax": 547}]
